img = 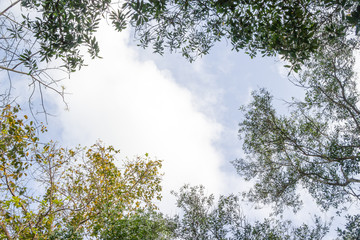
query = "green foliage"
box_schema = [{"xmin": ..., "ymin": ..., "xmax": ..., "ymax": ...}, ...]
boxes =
[
  {"xmin": 0, "ymin": 105, "xmax": 163, "ymax": 239},
  {"xmin": 20, "ymin": 0, "xmax": 112, "ymax": 72},
  {"xmin": 337, "ymin": 214, "xmax": 360, "ymax": 239},
  {"xmin": 234, "ymin": 38, "xmax": 360, "ymax": 213},
  {"xmin": 98, "ymin": 209, "xmax": 175, "ymax": 240},
  {"xmin": 50, "ymin": 226, "xmax": 83, "ymax": 240},
  {"xmin": 171, "ymin": 184, "xmax": 245, "ymax": 239},
  {"xmin": 2, "ymin": 1, "xmax": 360, "ymax": 239},
  {"xmin": 3, "ymin": 0, "xmax": 358, "ymax": 82},
  {"xmin": 0, "ymin": 0, "xmax": 127, "ymax": 106},
  {"xmin": 123, "ymin": 0, "xmax": 360, "ymax": 70},
  {"xmin": 2, "ymin": 0, "xmax": 358, "ymax": 108},
  {"xmin": 171, "ymin": 185, "xmax": 329, "ymax": 239}
]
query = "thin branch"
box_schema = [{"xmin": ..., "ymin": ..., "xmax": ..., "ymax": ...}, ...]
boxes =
[
  {"xmin": 0, "ymin": 0, "xmax": 21, "ymax": 17},
  {"xmin": 0, "ymin": 64, "xmax": 30, "ymax": 76}
]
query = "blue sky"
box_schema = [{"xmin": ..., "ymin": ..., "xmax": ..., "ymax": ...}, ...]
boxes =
[{"xmin": 39, "ymin": 22, "xmax": 334, "ymax": 226}]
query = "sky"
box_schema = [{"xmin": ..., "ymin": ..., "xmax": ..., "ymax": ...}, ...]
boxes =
[{"xmin": 40, "ymin": 22, "xmax": 332, "ymax": 226}]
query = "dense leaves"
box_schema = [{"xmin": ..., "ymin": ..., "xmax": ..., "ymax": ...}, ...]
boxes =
[
  {"xmin": 2, "ymin": 0, "xmax": 360, "ymax": 94},
  {"xmin": 11, "ymin": 0, "xmax": 360, "ymax": 72},
  {"xmin": 123, "ymin": 0, "xmax": 360, "ymax": 70},
  {"xmin": 98, "ymin": 209, "xmax": 175, "ymax": 240},
  {"xmin": 20, "ymin": 0, "xmax": 111, "ymax": 72}
]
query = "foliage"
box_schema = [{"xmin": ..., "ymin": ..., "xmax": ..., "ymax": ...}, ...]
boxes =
[
  {"xmin": 20, "ymin": 0, "xmax": 112, "ymax": 72},
  {"xmin": 171, "ymin": 184, "xmax": 245, "ymax": 239},
  {"xmin": 0, "ymin": 0, "xmax": 123, "ymax": 110},
  {"xmin": 123, "ymin": 0, "xmax": 360, "ymax": 70},
  {"xmin": 98, "ymin": 209, "xmax": 175, "ymax": 240},
  {"xmin": 2, "ymin": 0, "xmax": 360, "ymax": 109},
  {"xmin": 0, "ymin": 105, "xmax": 163, "ymax": 239},
  {"xmin": 336, "ymin": 214, "xmax": 360, "ymax": 239},
  {"xmin": 171, "ymin": 185, "xmax": 329, "ymax": 239},
  {"xmin": 234, "ymin": 38, "xmax": 360, "ymax": 213}
]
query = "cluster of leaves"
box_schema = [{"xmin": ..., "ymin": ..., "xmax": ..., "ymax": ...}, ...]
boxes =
[
  {"xmin": 337, "ymin": 214, "xmax": 360, "ymax": 239},
  {"xmin": 0, "ymin": 1, "xmax": 65, "ymax": 111},
  {"xmin": 20, "ymin": 0, "xmax": 112, "ymax": 72},
  {"xmin": 0, "ymin": 105, "xmax": 163, "ymax": 239}
]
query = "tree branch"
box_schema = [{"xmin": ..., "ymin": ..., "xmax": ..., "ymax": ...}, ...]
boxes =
[{"xmin": 0, "ymin": 0, "xmax": 20, "ymax": 17}]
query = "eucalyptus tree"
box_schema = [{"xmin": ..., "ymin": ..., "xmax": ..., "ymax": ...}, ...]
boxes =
[{"xmin": 234, "ymin": 38, "xmax": 360, "ymax": 214}]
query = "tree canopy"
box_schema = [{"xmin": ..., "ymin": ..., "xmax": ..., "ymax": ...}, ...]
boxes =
[
  {"xmin": 123, "ymin": 0, "xmax": 360, "ymax": 70},
  {"xmin": 234, "ymin": 38, "xmax": 360, "ymax": 214},
  {"xmin": 2, "ymin": 0, "xmax": 360, "ymax": 109}
]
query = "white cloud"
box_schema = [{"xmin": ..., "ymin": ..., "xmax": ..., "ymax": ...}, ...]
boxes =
[{"xmin": 54, "ymin": 24, "xmax": 226, "ymax": 214}]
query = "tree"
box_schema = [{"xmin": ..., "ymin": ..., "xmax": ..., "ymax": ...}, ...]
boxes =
[
  {"xmin": 170, "ymin": 185, "xmax": 329, "ymax": 239},
  {"xmin": 233, "ymin": 38, "xmax": 360, "ymax": 214},
  {"xmin": 122, "ymin": 0, "xmax": 360, "ymax": 70},
  {"xmin": 0, "ymin": 105, "xmax": 163, "ymax": 239}
]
